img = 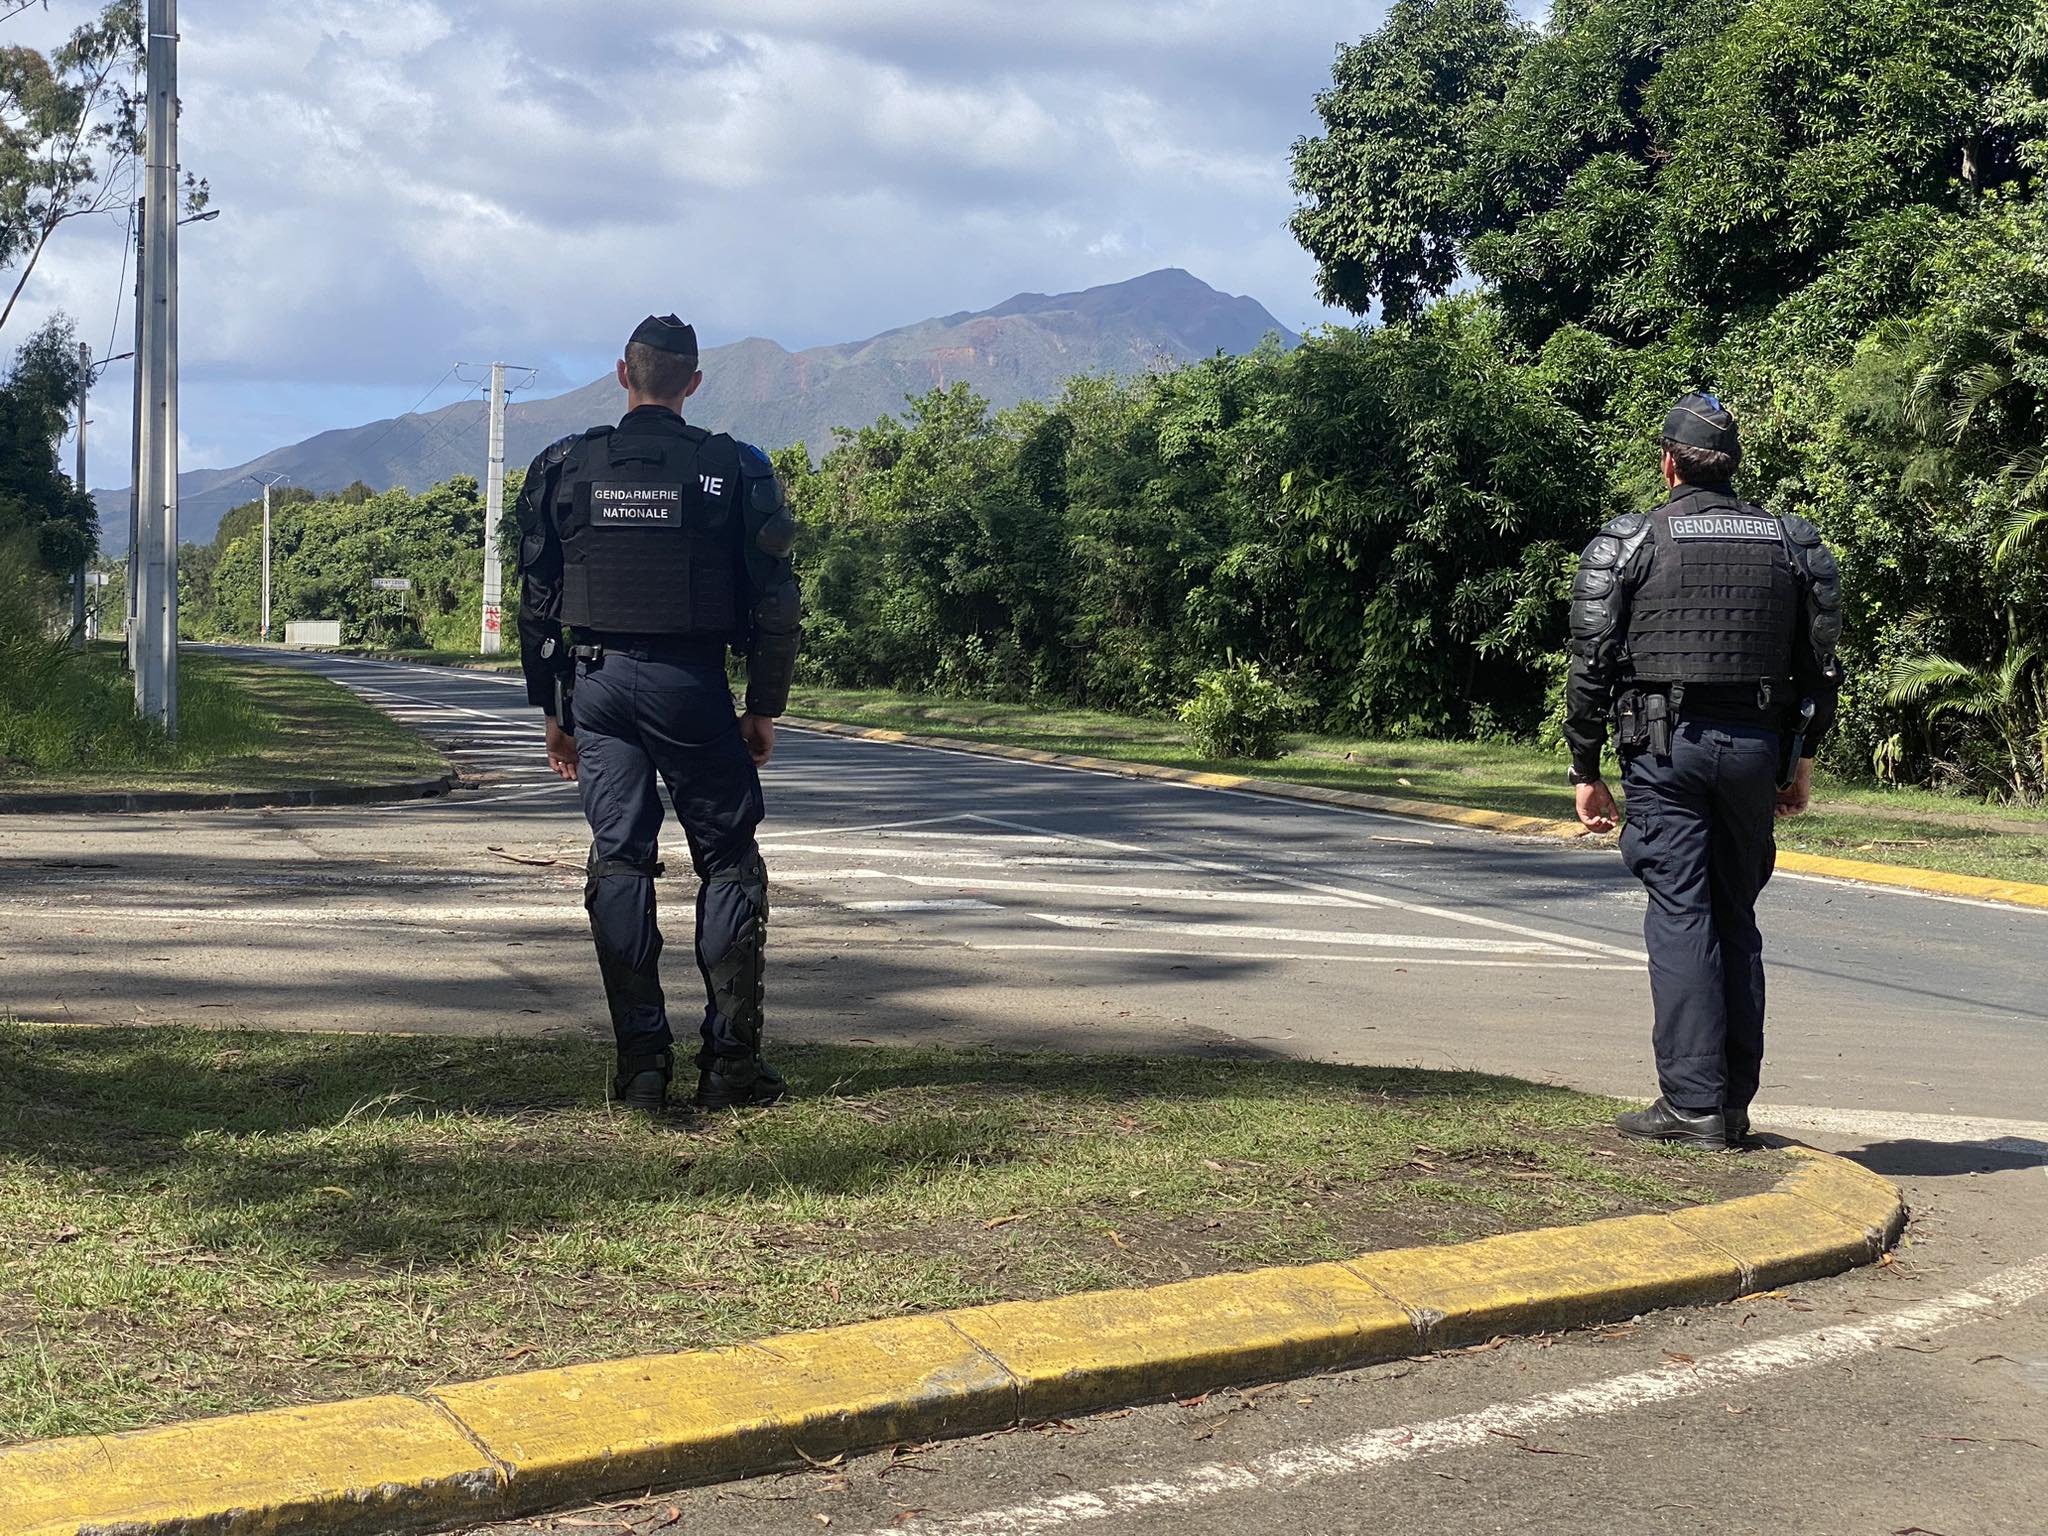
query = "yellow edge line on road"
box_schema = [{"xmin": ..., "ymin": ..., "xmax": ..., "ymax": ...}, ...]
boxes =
[
  {"xmin": 1774, "ymin": 849, "xmax": 2048, "ymax": 909},
  {"xmin": 783, "ymin": 719, "xmax": 2048, "ymax": 908},
  {"xmin": 1, "ymin": 1149, "xmax": 1902, "ymax": 1536}
]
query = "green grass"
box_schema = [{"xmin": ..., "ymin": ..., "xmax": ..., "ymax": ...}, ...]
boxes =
[
  {"xmin": 0, "ymin": 1025, "xmax": 1773, "ymax": 1443},
  {"xmin": 786, "ymin": 686, "xmax": 2048, "ymax": 886},
  {"xmin": 0, "ymin": 645, "xmax": 446, "ymax": 796}
]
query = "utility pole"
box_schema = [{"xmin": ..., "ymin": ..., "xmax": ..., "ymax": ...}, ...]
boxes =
[
  {"xmin": 245, "ymin": 473, "xmax": 288, "ymax": 640},
  {"xmin": 71, "ymin": 340, "xmax": 89, "ymax": 649},
  {"xmin": 132, "ymin": 0, "xmax": 179, "ymax": 732},
  {"xmin": 479, "ymin": 361, "xmax": 507, "ymax": 653},
  {"xmin": 125, "ymin": 199, "xmax": 142, "ymax": 668}
]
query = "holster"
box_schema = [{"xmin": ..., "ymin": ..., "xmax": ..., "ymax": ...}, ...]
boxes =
[
  {"xmin": 553, "ymin": 671, "xmax": 575, "ymax": 734},
  {"xmin": 1779, "ymin": 698, "xmax": 1816, "ymax": 790},
  {"xmin": 1615, "ymin": 690, "xmax": 1653, "ymax": 754},
  {"xmin": 1643, "ymin": 692, "xmax": 1672, "ymax": 757}
]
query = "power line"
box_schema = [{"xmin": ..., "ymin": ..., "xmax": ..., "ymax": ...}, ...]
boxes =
[
  {"xmin": 104, "ymin": 201, "xmax": 133, "ymax": 361},
  {"xmin": 351, "ymin": 363, "xmax": 464, "ymax": 462}
]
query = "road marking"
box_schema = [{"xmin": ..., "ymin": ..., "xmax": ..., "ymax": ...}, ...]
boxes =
[
  {"xmin": 970, "ymin": 943, "xmax": 1640, "ymax": 971},
  {"xmin": 865, "ymin": 1252, "xmax": 2048, "ymax": 1536},
  {"xmin": 760, "ymin": 815, "xmax": 1000, "ymax": 842},
  {"xmin": 1753, "ymin": 1104, "xmax": 2048, "ymax": 1144},
  {"xmin": 762, "ymin": 843, "xmax": 1180, "ymax": 871},
  {"xmin": 777, "ymin": 869, "xmax": 1432, "ymax": 910},
  {"xmin": 965, "ymin": 812, "xmax": 1644, "ymax": 964},
  {"xmin": 1030, "ymin": 912, "xmax": 1572, "ymax": 955},
  {"xmin": 849, "ymin": 898, "xmax": 1003, "ymax": 914},
  {"xmin": 1776, "ymin": 869, "xmax": 2048, "ymax": 919}
]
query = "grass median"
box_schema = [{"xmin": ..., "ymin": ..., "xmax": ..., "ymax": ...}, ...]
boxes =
[
  {"xmin": 787, "ymin": 686, "xmax": 2048, "ymax": 886},
  {"xmin": 0, "ymin": 644, "xmax": 446, "ymax": 798},
  {"xmin": 0, "ymin": 1023, "xmax": 1779, "ymax": 1444}
]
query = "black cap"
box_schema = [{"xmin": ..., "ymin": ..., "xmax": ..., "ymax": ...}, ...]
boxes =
[
  {"xmin": 629, "ymin": 313, "xmax": 699, "ymax": 356},
  {"xmin": 1662, "ymin": 391, "xmax": 1739, "ymax": 455}
]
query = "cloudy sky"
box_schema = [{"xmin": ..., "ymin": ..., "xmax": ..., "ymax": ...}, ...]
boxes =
[{"xmin": 12, "ymin": 1, "xmax": 1398, "ymax": 485}]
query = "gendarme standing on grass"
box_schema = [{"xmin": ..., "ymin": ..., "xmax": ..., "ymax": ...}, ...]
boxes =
[
  {"xmin": 1564, "ymin": 393, "xmax": 1844, "ymax": 1149},
  {"xmin": 515, "ymin": 314, "xmax": 802, "ymax": 1115}
]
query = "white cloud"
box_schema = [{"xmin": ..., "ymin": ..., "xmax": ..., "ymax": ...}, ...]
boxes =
[{"xmin": 8, "ymin": 0, "xmax": 1380, "ymax": 483}]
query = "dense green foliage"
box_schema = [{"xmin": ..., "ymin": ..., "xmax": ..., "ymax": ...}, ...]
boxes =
[
  {"xmin": 1275, "ymin": 0, "xmax": 2048, "ymax": 799},
  {"xmin": 177, "ymin": 475, "xmax": 517, "ymax": 649},
  {"xmin": 789, "ymin": 310, "xmax": 1607, "ymax": 738}
]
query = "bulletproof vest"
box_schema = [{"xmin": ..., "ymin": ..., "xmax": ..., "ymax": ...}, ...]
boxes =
[
  {"xmin": 1624, "ymin": 489, "xmax": 1799, "ymax": 688},
  {"xmin": 554, "ymin": 421, "xmax": 745, "ymax": 636}
]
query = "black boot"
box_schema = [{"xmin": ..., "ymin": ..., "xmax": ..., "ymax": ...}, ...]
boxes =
[
  {"xmin": 1724, "ymin": 1107, "xmax": 1755, "ymax": 1148},
  {"xmin": 612, "ymin": 1050, "xmax": 673, "ymax": 1113},
  {"xmin": 1616, "ymin": 1097, "xmax": 1726, "ymax": 1148},
  {"xmin": 694, "ymin": 1055, "xmax": 787, "ymax": 1112}
]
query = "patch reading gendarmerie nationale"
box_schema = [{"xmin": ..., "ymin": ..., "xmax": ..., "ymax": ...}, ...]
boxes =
[
  {"xmin": 1670, "ymin": 513, "xmax": 1782, "ymax": 540},
  {"xmin": 591, "ymin": 483, "xmax": 684, "ymax": 527}
]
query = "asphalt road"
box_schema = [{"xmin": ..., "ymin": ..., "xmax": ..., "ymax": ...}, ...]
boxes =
[{"xmin": 2, "ymin": 646, "xmax": 2042, "ymax": 1533}]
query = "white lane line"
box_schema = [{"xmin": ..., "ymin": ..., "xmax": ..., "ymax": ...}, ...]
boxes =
[
  {"xmin": 760, "ymin": 815, "xmax": 992, "ymax": 841},
  {"xmin": 867, "ymin": 1253, "xmax": 2048, "ymax": 1536},
  {"xmin": 1030, "ymin": 912, "xmax": 1571, "ymax": 955},
  {"xmin": 965, "ymin": 812, "xmax": 1644, "ymax": 964},
  {"xmin": 970, "ymin": 943, "xmax": 1639, "ymax": 972},
  {"xmin": 1775, "ymin": 870, "xmax": 2048, "ymax": 920},
  {"xmin": 850, "ymin": 898, "xmax": 1004, "ymax": 914},
  {"xmin": 0, "ymin": 903, "xmax": 579, "ymax": 929},
  {"xmin": 776, "ymin": 869, "xmax": 1416, "ymax": 910},
  {"xmin": 1753, "ymin": 1103, "xmax": 2048, "ymax": 1145},
  {"xmin": 763, "ymin": 843, "xmax": 1180, "ymax": 872}
]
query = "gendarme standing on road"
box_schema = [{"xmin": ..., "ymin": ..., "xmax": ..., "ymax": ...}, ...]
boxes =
[
  {"xmin": 1564, "ymin": 393, "xmax": 1845, "ymax": 1149},
  {"xmin": 515, "ymin": 313, "xmax": 802, "ymax": 1114}
]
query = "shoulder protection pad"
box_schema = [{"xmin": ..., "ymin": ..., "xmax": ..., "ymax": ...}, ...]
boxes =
[
  {"xmin": 1601, "ymin": 511, "xmax": 1649, "ymax": 540},
  {"xmin": 737, "ymin": 440, "xmax": 796, "ymax": 558},
  {"xmin": 1781, "ymin": 513, "xmax": 1823, "ymax": 549},
  {"xmin": 580, "ymin": 424, "xmax": 613, "ymax": 442}
]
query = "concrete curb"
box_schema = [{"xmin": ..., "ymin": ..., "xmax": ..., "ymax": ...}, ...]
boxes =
[
  {"xmin": 781, "ymin": 716, "xmax": 1592, "ymax": 841},
  {"xmin": 0, "ymin": 771, "xmax": 460, "ymax": 816},
  {"xmin": 782, "ymin": 718, "xmax": 2048, "ymax": 911},
  {"xmin": 1, "ymin": 1146, "xmax": 1904, "ymax": 1536}
]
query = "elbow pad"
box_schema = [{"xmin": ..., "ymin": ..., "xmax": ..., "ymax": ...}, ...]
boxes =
[{"xmin": 1784, "ymin": 515, "xmax": 1844, "ymax": 664}]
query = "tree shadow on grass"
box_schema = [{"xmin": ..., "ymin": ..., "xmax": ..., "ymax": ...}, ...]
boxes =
[{"xmin": 0, "ymin": 1025, "xmax": 1599, "ymax": 1269}]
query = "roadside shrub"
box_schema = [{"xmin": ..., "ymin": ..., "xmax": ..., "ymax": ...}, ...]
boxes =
[{"xmin": 1177, "ymin": 660, "xmax": 1298, "ymax": 759}]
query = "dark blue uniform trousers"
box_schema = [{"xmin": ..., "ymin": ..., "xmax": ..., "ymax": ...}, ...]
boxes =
[
  {"xmin": 570, "ymin": 642, "xmax": 766, "ymax": 1066},
  {"xmin": 1619, "ymin": 720, "xmax": 1779, "ymax": 1116}
]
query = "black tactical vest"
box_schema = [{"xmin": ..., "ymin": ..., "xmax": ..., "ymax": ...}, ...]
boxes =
[
  {"xmin": 555, "ymin": 419, "xmax": 745, "ymax": 637},
  {"xmin": 1625, "ymin": 488, "xmax": 1799, "ymax": 687}
]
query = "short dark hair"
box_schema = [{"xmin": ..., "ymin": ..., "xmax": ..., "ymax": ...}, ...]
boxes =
[
  {"xmin": 624, "ymin": 340, "xmax": 698, "ymax": 400},
  {"xmin": 1663, "ymin": 438, "xmax": 1740, "ymax": 486}
]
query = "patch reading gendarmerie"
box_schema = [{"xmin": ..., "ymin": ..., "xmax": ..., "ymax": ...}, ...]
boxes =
[
  {"xmin": 1670, "ymin": 513, "xmax": 1781, "ymax": 540},
  {"xmin": 591, "ymin": 483, "xmax": 684, "ymax": 527}
]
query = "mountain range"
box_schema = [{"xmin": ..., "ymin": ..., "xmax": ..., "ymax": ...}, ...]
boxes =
[{"xmin": 95, "ymin": 269, "xmax": 1296, "ymax": 555}]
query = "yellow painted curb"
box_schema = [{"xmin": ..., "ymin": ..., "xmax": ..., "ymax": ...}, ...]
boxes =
[
  {"xmin": 2, "ymin": 1150, "xmax": 1903, "ymax": 1535},
  {"xmin": 430, "ymin": 1314, "xmax": 1014, "ymax": 1512},
  {"xmin": 1776, "ymin": 849, "xmax": 2048, "ymax": 911},
  {"xmin": 0, "ymin": 1393, "xmax": 503, "ymax": 1536},
  {"xmin": 782, "ymin": 716, "xmax": 1590, "ymax": 841}
]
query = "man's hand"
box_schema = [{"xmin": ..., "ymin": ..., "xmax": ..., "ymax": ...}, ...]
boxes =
[
  {"xmin": 1776, "ymin": 757, "xmax": 1813, "ymax": 818},
  {"xmin": 544, "ymin": 716, "xmax": 580, "ymax": 781},
  {"xmin": 1576, "ymin": 779, "xmax": 1621, "ymax": 834},
  {"xmin": 741, "ymin": 712, "xmax": 776, "ymax": 767}
]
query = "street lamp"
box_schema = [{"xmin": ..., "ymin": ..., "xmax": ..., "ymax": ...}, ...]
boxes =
[{"xmin": 242, "ymin": 472, "xmax": 289, "ymax": 642}]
